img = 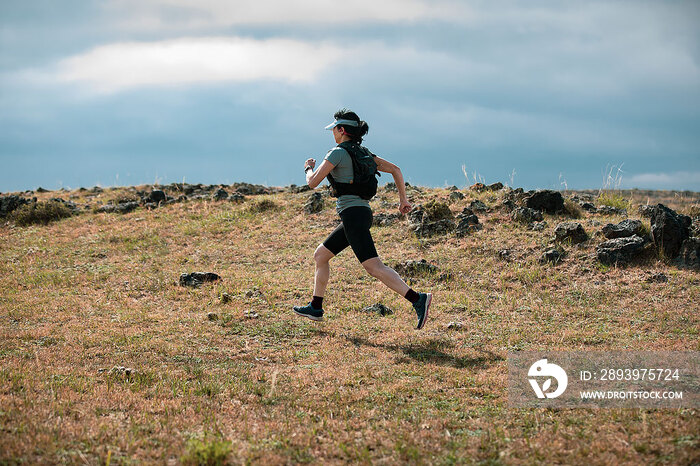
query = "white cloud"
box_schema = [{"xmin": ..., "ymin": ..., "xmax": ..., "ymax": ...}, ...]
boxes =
[
  {"xmin": 623, "ymin": 171, "xmax": 700, "ymax": 190},
  {"xmin": 54, "ymin": 37, "xmax": 344, "ymax": 92}
]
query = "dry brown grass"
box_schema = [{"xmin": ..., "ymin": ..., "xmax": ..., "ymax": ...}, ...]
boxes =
[{"xmin": 1, "ymin": 185, "xmax": 698, "ymax": 464}]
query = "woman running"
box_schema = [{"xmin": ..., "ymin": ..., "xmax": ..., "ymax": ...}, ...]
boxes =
[{"xmin": 293, "ymin": 109, "xmax": 432, "ymax": 329}]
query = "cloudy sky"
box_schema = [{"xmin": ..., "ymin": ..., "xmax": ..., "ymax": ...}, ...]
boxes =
[{"xmin": 1, "ymin": 0, "xmax": 699, "ymax": 192}]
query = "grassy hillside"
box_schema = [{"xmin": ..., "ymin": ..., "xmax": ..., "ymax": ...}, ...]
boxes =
[{"xmin": 1, "ymin": 184, "xmax": 698, "ymax": 464}]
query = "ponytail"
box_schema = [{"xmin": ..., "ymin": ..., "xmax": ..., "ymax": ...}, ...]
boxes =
[{"xmin": 334, "ymin": 108, "xmax": 369, "ymax": 143}]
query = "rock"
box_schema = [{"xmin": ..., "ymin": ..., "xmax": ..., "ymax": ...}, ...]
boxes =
[
  {"xmin": 498, "ymin": 249, "xmax": 512, "ymax": 261},
  {"xmin": 373, "ymin": 212, "xmax": 401, "ymax": 227},
  {"xmin": 423, "ymin": 201, "xmax": 454, "ymax": 221},
  {"xmin": 207, "ymin": 312, "xmax": 219, "ymax": 321},
  {"xmin": 676, "ymin": 237, "xmax": 700, "ymax": 270},
  {"xmin": 554, "ymin": 222, "xmax": 588, "ymax": 244},
  {"xmin": 49, "ymin": 197, "xmax": 81, "ymax": 213},
  {"xmin": 596, "ymin": 235, "xmax": 647, "ymax": 266},
  {"xmin": 470, "ymin": 183, "xmax": 486, "ymax": 192},
  {"xmin": 528, "ymin": 221, "xmax": 547, "ymax": 231},
  {"xmin": 469, "ymin": 200, "xmax": 488, "ymax": 212},
  {"xmin": 581, "ymin": 202, "xmax": 597, "ymax": 213},
  {"xmin": 245, "ymin": 288, "xmax": 262, "ymax": 298},
  {"xmin": 287, "ymin": 184, "xmax": 312, "ymax": 194},
  {"xmin": 244, "ymin": 310, "xmax": 259, "ymax": 319},
  {"xmin": 449, "ymin": 191, "xmax": 465, "ymax": 202},
  {"xmin": 413, "ymin": 219, "xmax": 455, "ymax": 237},
  {"xmin": 638, "ymin": 205, "xmax": 654, "ymax": 218},
  {"xmin": 447, "ymin": 321, "xmax": 464, "ymax": 329},
  {"xmin": 304, "ymin": 192, "xmax": 324, "ymax": 214},
  {"xmin": 384, "ymin": 182, "xmax": 398, "ymax": 192},
  {"xmin": 512, "ymin": 207, "xmax": 543, "ymax": 224},
  {"xmin": 213, "ymin": 188, "xmax": 229, "ymax": 201},
  {"xmin": 597, "ymin": 206, "xmax": 627, "ymax": 216},
  {"xmin": 116, "ymin": 202, "xmax": 139, "ymax": 214},
  {"xmin": 179, "ymin": 272, "xmax": 221, "ymax": 287},
  {"xmin": 486, "ymin": 182, "xmax": 504, "ymax": 191},
  {"xmin": 650, "ymin": 204, "xmax": 691, "ymax": 259},
  {"xmin": 36, "ymin": 187, "xmax": 49, "ymax": 193},
  {"xmin": 149, "ymin": 190, "xmax": 167, "ymax": 204},
  {"xmin": 525, "ymin": 190, "xmax": 564, "ymax": 214},
  {"xmin": 220, "ymin": 293, "xmax": 233, "ymax": 304},
  {"xmin": 0, "ymin": 195, "xmax": 32, "ymax": 218},
  {"xmin": 456, "ymin": 214, "xmax": 482, "ymax": 237},
  {"xmin": 601, "ymin": 219, "xmax": 644, "ymax": 239},
  {"xmin": 645, "ymin": 272, "xmax": 668, "ymax": 283},
  {"xmin": 691, "ymin": 217, "xmax": 700, "ymax": 237},
  {"xmin": 540, "ymin": 248, "xmax": 565, "ymax": 265},
  {"xmin": 229, "ymin": 193, "xmax": 245, "ymax": 203},
  {"xmin": 362, "ymin": 303, "xmax": 393, "ymax": 316},
  {"xmin": 501, "ymin": 199, "xmax": 516, "ymax": 211},
  {"xmin": 107, "ymin": 366, "xmax": 138, "ymax": 378},
  {"xmin": 394, "ymin": 259, "xmax": 439, "ymax": 276}
]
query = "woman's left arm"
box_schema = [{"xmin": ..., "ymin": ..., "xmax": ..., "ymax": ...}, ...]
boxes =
[{"xmin": 375, "ymin": 156, "xmax": 412, "ymax": 214}]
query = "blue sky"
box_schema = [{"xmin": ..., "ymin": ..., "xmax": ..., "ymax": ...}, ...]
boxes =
[{"xmin": 1, "ymin": 0, "xmax": 699, "ymax": 192}]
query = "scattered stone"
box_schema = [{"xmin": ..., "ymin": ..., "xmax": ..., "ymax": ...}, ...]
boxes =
[
  {"xmin": 638, "ymin": 205, "xmax": 655, "ymax": 218},
  {"xmin": 36, "ymin": 187, "xmax": 49, "ymax": 193},
  {"xmin": 304, "ymin": 192, "xmax": 324, "ymax": 214},
  {"xmin": 229, "ymin": 193, "xmax": 245, "ymax": 203},
  {"xmin": 0, "ymin": 195, "xmax": 32, "ymax": 218},
  {"xmin": 676, "ymin": 237, "xmax": 700, "ymax": 270},
  {"xmin": 449, "ymin": 191, "xmax": 465, "ymax": 202},
  {"xmin": 501, "ymin": 199, "xmax": 516, "ymax": 211},
  {"xmin": 597, "ymin": 205, "xmax": 627, "ymax": 216},
  {"xmin": 498, "ymin": 249, "xmax": 512, "ymax": 261},
  {"xmin": 691, "ymin": 217, "xmax": 700, "ymax": 237},
  {"xmin": 149, "ymin": 190, "xmax": 167, "ymax": 204},
  {"xmin": 512, "ymin": 207, "xmax": 543, "ymax": 224},
  {"xmin": 287, "ymin": 184, "xmax": 312, "ymax": 193},
  {"xmin": 525, "ymin": 190, "xmax": 564, "ymax": 214},
  {"xmin": 447, "ymin": 321, "xmax": 464, "ymax": 329},
  {"xmin": 486, "ymin": 182, "xmax": 504, "ymax": 191},
  {"xmin": 179, "ymin": 272, "xmax": 221, "ymax": 287},
  {"xmin": 394, "ymin": 259, "xmax": 439, "ymax": 277},
  {"xmin": 645, "ymin": 272, "xmax": 668, "ymax": 283},
  {"xmin": 470, "ymin": 183, "xmax": 486, "ymax": 192},
  {"xmin": 384, "ymin": 182, "xmax": 398, "ymax": 192},
  {"xmin": 650, "ymin": 204, "xmax": 691, "ymax": 259},
  {"xmin": 554, "ymin": 222, "xmax": 588, "ymax": 244},
  {"xmin": 105, "ymin": 366, "xmax": 138, "ymax": 378},
  {"xmin": 409, "ymin": 203, "xmax": 455, "ymax": 237},
  {"xmin": 596, "ymin": 235, "xmax": 647, "ymax": 266},
  {"xmin": 456, "ymin": 214, "xmax": 482, "ymax": 237},
  {"xmin": 469, "ymin": 200, "xmax": 488, "ymax": 212},
  {"xmin": 220, "ymin": 293, "xmax": 233, "ymax": 304},
  {"xmin": 528, "ymin": 221, "xmax": 547, "ymax": 231},
  {"xmin": 601, "ymin": 219, "xmax": 644, "ymax": 239},
  {"xmin": 212, "ymin": 188, "xmax": 229, "ymax": 201},
  {"xmin": 373, "ymin": 212, "xmax": 401, "ymax": 227},
  {"xmin": 244, "ymin": 310, "xmax": 259, "ymax": 319},
  {"xmin": 413, "ymin": 219, "xmax": 456, "ymax": 237},
  {"xmin": 580, "ymin": 202, "xmax": 597, "ymax": 213},
  {"xmin": 362, "ymin": 303, "xmax": 394, "ymax": 316},
  {"xmin": 423, "ymin": 201, "xmax": 454, "ymax": 221},
  {"xmin": 207, "ymin": 312, "xmax": 219, "ymax": 321},
  {"xmin": 540, "ymin": 248, "xmax": 565, "ymax": 265},
  {"xmin": 245, "ymin": 288, "xmax": 263, "ymax": 298}
]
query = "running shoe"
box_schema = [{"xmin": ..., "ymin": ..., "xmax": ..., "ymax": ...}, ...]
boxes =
[
  {"xmin": 292, "ymin": 303, "xmax": 324, "ymax": 321},
  {"xmin": 413, "ymin": 292, "xmax": 432, "ymax": 330}
]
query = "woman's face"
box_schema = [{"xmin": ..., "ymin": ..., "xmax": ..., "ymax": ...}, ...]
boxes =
[{"xmin": 332, "ymin": 126, "xmax": 343, "ymax": 144}]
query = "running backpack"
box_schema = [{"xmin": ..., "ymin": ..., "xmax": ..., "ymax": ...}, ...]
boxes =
[{"xmin": 326, "ymin": 141, "xmax": 380, "ymax": 200}]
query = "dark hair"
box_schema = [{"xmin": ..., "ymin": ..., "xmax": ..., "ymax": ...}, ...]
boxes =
[{"xmin": 334, "ymin": 108, "xmax": 369, "ymax": 143}]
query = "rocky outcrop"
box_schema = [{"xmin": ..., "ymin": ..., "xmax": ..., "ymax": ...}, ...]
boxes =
[
  {"xmin": 304, "ymin": 192, "xmax": 324, "ymax": 214},
  {"xmin": 511, "ymin": 207, "xmax": 543, "ymax": 224},
  {"xmin": 0, "ymin": 195, "xmax": 32, "ymax": 218},
  {"xmin": 601, "ymin": 219, "xmax": 644, "ymax": 239},
  {"xmin": 525, "ymin": 190, "xmax": 564, "ymax": 214},
  {"xmin": 650, "ymin": 204, "xmax": 691, "ymax": 259},
  {"xmin": 596, "ymin": 235, "xmax": 647, "ymax": 266}
]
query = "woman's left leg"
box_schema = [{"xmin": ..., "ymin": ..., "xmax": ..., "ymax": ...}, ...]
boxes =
[{"xmin": 361, "ymin": 257, "xmax": 410, "ymax": 296}]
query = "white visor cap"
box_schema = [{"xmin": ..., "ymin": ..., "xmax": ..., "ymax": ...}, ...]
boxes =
[{"xmin": 325, "ymin": 119, "xmax": 360, "ymax": 130}]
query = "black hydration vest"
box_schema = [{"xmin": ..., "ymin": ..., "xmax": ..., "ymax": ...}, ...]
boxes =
[{"xmin": 326, "ymin": 141, "xmax": 380, "ymax": 200}]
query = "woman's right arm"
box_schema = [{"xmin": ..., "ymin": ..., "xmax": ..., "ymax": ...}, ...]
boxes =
[{"xmin": 375, "ymin": 156, "xmax": 411, "ymax": 214}]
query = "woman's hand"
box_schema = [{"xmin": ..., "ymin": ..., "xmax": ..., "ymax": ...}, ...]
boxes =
[
  {"xmin": 304, "ymin": 158, "xmax": 316, "ymax": 171},
  {"xmin": 399, "ymin": 198, "xmax": 412, "ymax": 214}
]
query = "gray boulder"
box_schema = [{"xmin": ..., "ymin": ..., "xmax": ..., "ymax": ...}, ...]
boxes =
[
  {"xmin": 596, "ymin": 235, "xmax": 647, "ymax": 266},
  {"xmin": 676, "ymin": 238, "xmax": 700, "ymax": 270},
  {"xmin": 540, "ymin": 248, "xmax": 565, "ymax": 265},
  {"xmin": 213, "ymin": 188, "xmax": 229, "ymax": 201},
  {"xmin": 373, "ymin": 213, "xmax": 401, "ymax": 227},
  {"xmin": 601, "ymin": 219, "xmax": 644, "ymax": 239},
  {"xmin": 469, "ymin": 199, "xmax": 488, "ymax": 212},
  {"xmin": 456, "ymin": 214, "xmax": 482, "ymax": 237},
  {"xmin": 554, "ymin": 222, "xmax": 588, "ymax": 244},
  {"xmin": 512, "ymin": 207, "xmax": 543, "ymax": 224},
  {"xmin": 0, "ymin": 195, "xmax": 32, "ymax": 218},
  {"xmin": 179, "ymin": 272, "xmax": 221, "ymax": 287},
  {"xmin": 525, "ymin": 190, "xmax": 564, "ymax": 214},
  {"xmin": 149, "ymin": 190, "xmax": 167, "ymax": 204},
  {"xmin": 304, "ymin": 192, "xmax": 324, "ymax": 214},
  {"xmin": 650, "ymin": 204, "xmax": 691, "ymax": 259},
  {"xmin": 449, "ymin": 191, "xmax": 465, "ymax": 202}
]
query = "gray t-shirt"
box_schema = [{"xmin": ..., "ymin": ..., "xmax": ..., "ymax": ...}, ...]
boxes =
[{"xmin": 324, "ymin": 146, "xmax": 372, "ymax": 214}]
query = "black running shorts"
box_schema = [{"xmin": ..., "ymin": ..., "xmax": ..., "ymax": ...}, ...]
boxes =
[{"xmin": 322, "ymin": 206, "xmax": 378, "ymax": 263}]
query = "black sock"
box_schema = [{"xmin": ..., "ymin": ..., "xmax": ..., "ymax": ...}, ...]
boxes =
[
  {"xmin": 311, "ymin": 296, "xmax": 324, "ymax": 309},
  {"xmin": 405, "ymin": 288, "xmax": 420, "ymax": 304}
]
